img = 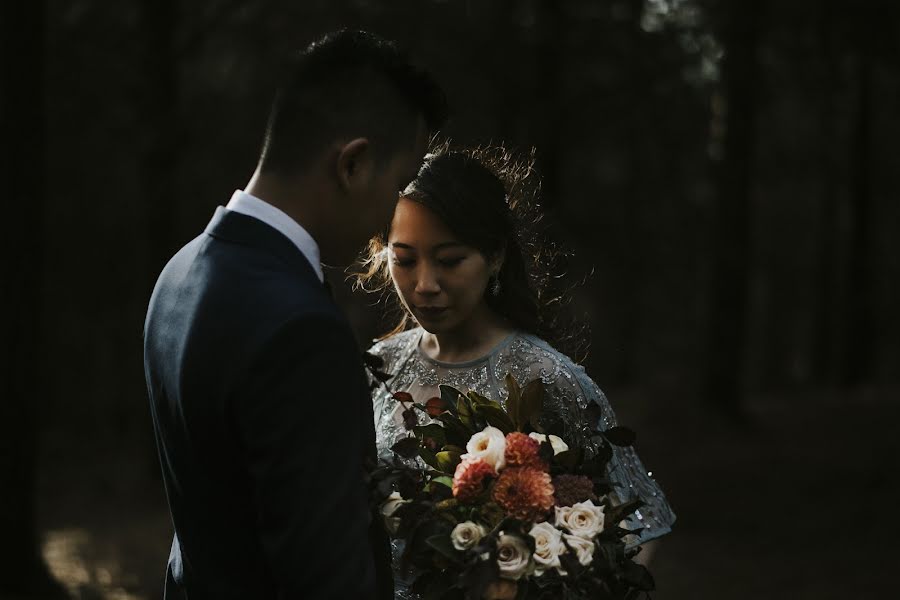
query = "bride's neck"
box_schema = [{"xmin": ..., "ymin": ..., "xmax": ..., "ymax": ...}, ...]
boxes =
[{"xmin": 420, "ymin": 310, "xmax": 513, "ymax": 364}]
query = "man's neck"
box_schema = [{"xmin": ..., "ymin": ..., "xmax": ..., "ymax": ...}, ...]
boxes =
[{"xmin": 245, "ymin": 168, "xmax": 330, "ymax": 248}]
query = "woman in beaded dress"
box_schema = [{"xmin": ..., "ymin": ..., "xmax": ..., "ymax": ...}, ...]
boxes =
[{"xmin": 356, "ymin": 146, "xmax": 675, "ymax": 598}]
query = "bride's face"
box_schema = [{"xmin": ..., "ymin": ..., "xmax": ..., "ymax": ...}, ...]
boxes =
[{"xmin": 387, "ymin": 198, "xmax": 497, "ymax": 335}]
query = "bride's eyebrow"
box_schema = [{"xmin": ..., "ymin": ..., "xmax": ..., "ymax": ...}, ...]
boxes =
[
  {"xmin": 433, "ymin": 242, "xmax": 465, "ymax": 251},
  {"xmin": 389, "ymin": 241, "xmax": 465, "ymax": 251}
]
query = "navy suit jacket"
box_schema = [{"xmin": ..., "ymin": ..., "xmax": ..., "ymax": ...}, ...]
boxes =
[{"xmin": 144, "ymin": 207, "xmax": 390, "ymax": 599}]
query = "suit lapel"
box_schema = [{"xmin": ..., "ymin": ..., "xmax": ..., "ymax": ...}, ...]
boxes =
[{"xmin": 204, "ymin": 206, "xmax": 321, "ymax": 284}]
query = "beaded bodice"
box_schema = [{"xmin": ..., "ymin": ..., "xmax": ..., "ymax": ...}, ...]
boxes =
[{"xmin": 369, "ymin": 328, "xmax": 676, "ymax": 546}]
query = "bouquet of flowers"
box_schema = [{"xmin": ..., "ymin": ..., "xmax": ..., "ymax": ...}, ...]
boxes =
[{"xmin": 368, "ymin": 373, "xmax": 655, "ymax": 600}]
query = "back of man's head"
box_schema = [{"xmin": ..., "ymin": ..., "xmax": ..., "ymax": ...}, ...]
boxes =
[{"xmin": 258, "ymin": 30, "xmax": 447, "ymax": 175}]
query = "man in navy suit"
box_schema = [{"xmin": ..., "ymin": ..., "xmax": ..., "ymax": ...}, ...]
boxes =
[{"xmin": 143, "ymin": 30, "xmax": 446, "ymax": 599}]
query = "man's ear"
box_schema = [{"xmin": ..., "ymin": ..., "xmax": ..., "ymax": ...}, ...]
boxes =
[{"xmin": 335, "ymin": 137, "xmax": 372, "ymax": 193}]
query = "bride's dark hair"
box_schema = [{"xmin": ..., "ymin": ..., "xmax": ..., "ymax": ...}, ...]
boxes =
[{"xmin": 354, "ymin": 141, "xmax": 584, "ymax": 356}]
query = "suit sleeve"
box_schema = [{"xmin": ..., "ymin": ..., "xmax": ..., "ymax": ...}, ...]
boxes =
[{"xmin": 232, "ymin": 312, "xmax": 376, "ymax": 599}]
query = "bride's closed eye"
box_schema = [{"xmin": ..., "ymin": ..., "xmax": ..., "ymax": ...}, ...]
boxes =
[
  {"xmin": 437, "ymin": 256, "xmax": 465, "ymax": 267},
  {"xmin": 390, "ymin": 256, "xmax": 464, "ymax": 268},
  {"xmin": 392, "ymin": 257, "xmax": 416, "ymax": 267}
]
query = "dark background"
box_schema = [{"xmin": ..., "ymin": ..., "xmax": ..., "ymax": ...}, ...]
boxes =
[{"xmin": 2, "ymin": 0, "xmax": 899, "ymax": 598}]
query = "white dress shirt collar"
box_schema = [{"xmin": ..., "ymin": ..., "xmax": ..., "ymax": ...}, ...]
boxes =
[{"xmin": 225, "ymin": 190, "xmax": 324, "ymax": 282}]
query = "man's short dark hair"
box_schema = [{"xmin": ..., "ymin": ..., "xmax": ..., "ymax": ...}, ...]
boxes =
[{"xmin": 258, "ymin": 30, "xmax": 447, "ymax": 174}]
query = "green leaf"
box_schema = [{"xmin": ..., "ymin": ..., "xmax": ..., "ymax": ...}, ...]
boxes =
[
  {"xmin": 431, "ymin": 475, "xmax": 453, "ymax": 488},
  {"xmin": 521, "ymin": 379, "xmax": 545, "ymax": 431},
  {"xmin": 589, "ymin": 440, "xmax": 613, "ymax": 468},
  {"xmin": 537, "ymin": 440, "xmax": 554, "ymax": 463},
  {"xmin": 419, "ymin": 447, "xmax": 440, "ymax": 470},
  {"xmin": 435, "ymin": 450, "xmax": 462, "ymax": 474},
  {"xmin": 442, "ymin": 444, "xmax": 466, "ymax": 454},
  {"xmin": 605, "ymin": 497, "xmax": 645, "ymax": 525},
  {"xmin": 391, "ymin": 436, "xmax": 420, "ymax": 459},
  {"xmin": 622, "ymin": 559, "xmax": 655, "ymax": 591},
  {"xmin": 554, "ymin": 447, "xmax": 583, "ymax": 470},
  {"xmin": 425, "ymin": 533, "xmax": 463, "ymax": 564},
  {"xmin": 473, "ymin": 404, "xmax": 515, "ymax": 434},
  {"xmin": 437, "ymin": 413, "xmax": 472, "ymax": 447},
  {"xmin": 414, "ymin": 423, "xmax": 447, "ymax": 447},
  {"xmin": 439, "ymin": 385, "xmax": 464, "ymax": 417},
  {"xmin": 459, "ymin": 553, "xmax": 499, "ymax": 600},
  {"xmin": 504, "ymin": 373, "xmax": 523, "ymax": 430},
  {"xmin": 456, "ymin": 395, "xmax": 475, "ymax": 429},
  {"xmin": 467, "ymin": 391, "xmax": 496, "ymax": 407}
]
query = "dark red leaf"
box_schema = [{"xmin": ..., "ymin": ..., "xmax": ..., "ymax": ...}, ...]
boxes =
[
  {"xmin": 402, "ymin": 408, "xmax": 418, "ymax": 430},
  {"xmin": 425, "ymin": 396, "xmax": 447, "ymax": 417},
  {"xmin": 393, "ymin": 391, "xmax": 414, "ymax": 404}
]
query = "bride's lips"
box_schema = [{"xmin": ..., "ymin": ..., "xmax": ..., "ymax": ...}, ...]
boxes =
[{"xmin": 415, "ymin": 306, "xmax": 448, "ymax": 319}]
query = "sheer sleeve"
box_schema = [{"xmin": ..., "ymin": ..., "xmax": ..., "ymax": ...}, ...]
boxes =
[
  {"xmin": 367, "ymin": 330, "xmax": 421, "ymax": 461},
  {"xmin": 505, "ymin": 335, "xmax": 676, "ymax": 546},
  {"xmin": 568, "ymin": 364, "xmax": 676, "ymax": 544}
]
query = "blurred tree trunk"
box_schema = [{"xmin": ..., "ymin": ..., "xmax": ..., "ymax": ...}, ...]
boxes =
[
  {"xmin": 811, "ymin": 0, "xmax": 840, "ymax": 383},
  {"xmin": 615, "ymin": 5, "xmax": 647, "ymax": 385},
  {"xmin": 490, "ymin": 0, "xmax": 520, "ymax": 140},
  {"xmin": 136, "ymin": 0, "xmax": 179, "ymax": 481},
  {"xmin": 704, "ymin": 0, "xmax": 764, "ymax": 417},
  {"xmin": 840, "ymin": 45, "xmax": 875, "ymax": 385},
  {"xmin": 0, "ymin": 1, "xmax": 67, "ymax": 597},
  {"xmin": 140, "ymin": 0, "xmax": 180, "ymax": 288},
  {"xmin": 533, "ymin": 0, "xmax": 563, "ymax": 209}
]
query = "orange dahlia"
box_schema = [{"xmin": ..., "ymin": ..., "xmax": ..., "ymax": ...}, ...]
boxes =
[
  {"xmin": 452, "ymin": 457, "xmax": 498, "ymax": 503},
  {"xmin": 492, "ymin": 466, "xmax": 555, "ymax": 521},
  {"xmin": 504, "ymin": 432, "xmax": 546, "ymax": 470}
]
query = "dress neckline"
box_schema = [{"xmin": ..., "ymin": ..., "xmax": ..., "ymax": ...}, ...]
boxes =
[{"xmin": 414, "ymin": 328, "xmax": 517, "ymax": 368}]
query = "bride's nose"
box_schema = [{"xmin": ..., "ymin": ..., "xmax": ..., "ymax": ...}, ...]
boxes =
[{"xmin": 414, "ymin": 264, "xmax": 441, "ymax": 295}]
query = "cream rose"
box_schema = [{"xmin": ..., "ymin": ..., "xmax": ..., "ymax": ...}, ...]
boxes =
[
  {"xmin": 450, "ymin": 521, "xmax": 486, "ymax": 551},
  {"xmin": 555, "ymin": 499, "xmax": 606, "ymax": 539},
  {"xmin": 380, "ymin": 492, "xmax": 409, "ymax": 535},
  {"xmin": 462, "ymin": 426, "xmax": 507, "ymax": 471},
  {"xmin": 495, "ymin": 532, "xmax": 534, "ymax": 580},
  {"xmin": 528, "ymin": 432, "xmax": 569, "ymax": 455},
  {"xmin": 563, "ymin": 533, "xmax": 595, "ymax": 566},
  {"xmin": 528, "ymin": 522, "xmax": 567, "ymax": 576}
]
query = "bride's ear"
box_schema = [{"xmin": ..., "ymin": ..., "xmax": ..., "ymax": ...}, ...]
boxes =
[
  {"xmin": 335, "ymin": 137, "xmax": 372, "ymax": 193},
  {"xmin": 489, "ymin": 248, "xmax": 506, "ymax": 276}
]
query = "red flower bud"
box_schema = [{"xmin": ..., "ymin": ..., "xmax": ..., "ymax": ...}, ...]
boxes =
[
  {"xmin": 392, "ymin": 391, "xmax": 413, "ymax": 404},
  {"xmin": 425, "ymin": 396, "xmax": 447, "ymax": 417},
  {"xmin": 402, "ymin": 408, "xmax": 417, "ymax": 430}
]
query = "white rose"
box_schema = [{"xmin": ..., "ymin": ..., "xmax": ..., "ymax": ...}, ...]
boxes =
[
  {"xmin": 528, "ymin": 522, "xmax": 567, "ymax": 576},
  {"xmin": 450, "ymin": 521, "xmax": 486, "ymax": 551},
  {"xmin": 528, "ymin": 432, "xmax": 569, "ymax": 455},
  {"xmin": 563, "ymin": 534, "xmax": 595, "ymax": 566},
  {"xmin": 380, "ymin": 492, "xmax": 409, "ymax": 536},
  {"xmin": 555, "ymin": 499, "xmax": 606, "ymax": 539},
  {"xmin": 495, "ymin": 532, "xmax": 534, "ymax": 580},
  {"xmin": 462, "ymin": 426, "xmax": 507, "ymax": 471}
]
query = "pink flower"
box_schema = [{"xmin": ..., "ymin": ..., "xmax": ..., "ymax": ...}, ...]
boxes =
[
  {"xmin": 492, "ymin": 467, "xmax": 555, "ymax": 521},
  {"xmin": 452, "ymin": 457, "xmax": 497, "ymax": 503},
  {"xmin": 504, "ymin": 432, "xmax": 546, "ymax": 470}
]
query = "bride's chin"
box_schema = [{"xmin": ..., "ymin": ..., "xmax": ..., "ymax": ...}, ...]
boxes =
[{"xmin": 415, "ymin": 319, "xmax": 455, "ymax": 336}]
